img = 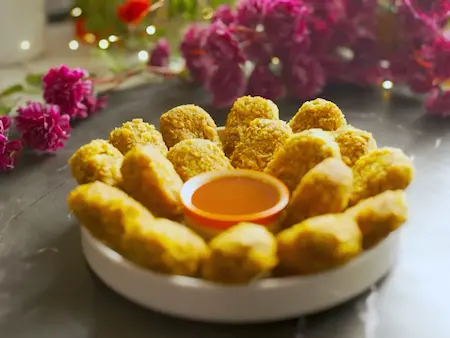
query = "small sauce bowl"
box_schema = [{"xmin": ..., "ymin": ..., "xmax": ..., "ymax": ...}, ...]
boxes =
[{"xmin": 180, "ymin": 170, "xmax": 290, "ymax": 239}]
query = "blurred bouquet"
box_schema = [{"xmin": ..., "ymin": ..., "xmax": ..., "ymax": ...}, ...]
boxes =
[{"xmin": 146, "ymin": 0, "xmax": 450, "ymax": 116}]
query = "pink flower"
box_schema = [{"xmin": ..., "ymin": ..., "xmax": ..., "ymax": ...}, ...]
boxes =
[
  {"xmin": 16, "ymin": 102, "xmax": 71, "ymax": 152},
  {"xmin": 262, "ymin": 0, "xmax": 309, "ymax": 47},
  {"xmin": 247, "ymin": 66, "xmax": 285, "ymax": 100},
  {"xmin": 0, "ymin": 132, "xmax": 22, "ymax": 172},
  {"xmin": 204, "ymin": 20, "xmax": 245, "ymax": 64},
  {"xmin": 207, "ymin": 63, "xmax": 246, "ymax": 107},
  {"xmin": 0, "ymin": 116, "xmax": 12, "ymax": 132},
  {"xmin": 283, "ymin": 56, "xmax": 325, "ymax": 99},
  {"xmin": 149, "ymin": 39, "xmax": 170, "ymax": 67},
  {"xmin": 43, "ymin": 65, "xmax": 92, "ymax": 119},
  {"xmin": 83, "ymin": 94, "xmax": 107, "ymax": 116},
  {"xmin": 429, "ymin": 36, "xmax": 450, "ymax": 80},
  {"xmin": 390, "ymin": 56, "xmax": 433, "ymax": 93},
  {"xmin": 425, "ymin": 88, "xmax": 450, "ymax": 117},
  {"xmin": 180, "ymin": 25, "xmax": 212, "ymax": 84},
  {"xmin": 212, "ymin": 5, "xmax": 235, "ymax": 25},
  {"xmin": 235, "ymin": 0, "xmax": 265, "ymax": 27}
]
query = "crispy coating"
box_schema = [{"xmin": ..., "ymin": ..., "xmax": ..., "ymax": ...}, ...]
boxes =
[
  {"xmin": 230, "ymin": 119, "xmax": 292, "ymax": 171},
  {"xmin": 167, "ymin": 139, "xmax": 233, "ymax": 182},
  {"xmin": 68, "ymin": 139, "xmax": 123, "ymax": 186},
  {"xmin": 333, "ymin": 126, "xmax": 377, "ymax": 167},
  {"xmin": 223, "ymin": 96, "xmax": 279, "ymax": 156},
  {"xmin": 67, "ymin": 181, "xmax": 154, "ymax": 251},
  {"xmin": 124, "ymin": 218, "xmax": 209, "ymax": 276},
  {"xmin": 350, "ymin": 147, "xmax": 414, "ymax": 206},
  {"xmin": 346, "ymin": 190, "xmax": 407, "ymax": 249},
  {"xmin": 202, "ymin": 223, "xmax": 278, "ymax": 285},
  {"xmin": 109, "ymin": 119, "xmax": 168, "ymax": 155},
  {"xmin": 265, "ymin": 129, "xmax": 341, "ymax": 192},
  {"xmin": 159, "ymin": 105, "xmax": 220, "ymax": 148},
  {"xmin": 289, "ymin": 98, "xmax": 347, "ymax": 133},
  {"xmin": 120, "ymin": 146, "xmax": 183, "ymax": 220},
  {"xmin": 276, "ymin": 214, "xmax": 362, "ymax": 275},
  {"xmin": 283, "ymin": 158, "xmax": 353, "ymax": 228}
]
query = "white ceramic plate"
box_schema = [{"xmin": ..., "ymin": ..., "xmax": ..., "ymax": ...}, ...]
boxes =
[{"xmin": 81, "ymin": 227, "xmax": 399, "ymax": 323}]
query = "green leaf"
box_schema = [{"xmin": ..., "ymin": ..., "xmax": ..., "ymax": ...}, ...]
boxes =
[
  {"xmin": 0, "ymin": 104, "xmax": 12, "ymax": 116},
  {"xmin": 25, "ymin": 73, "xmax": 44, "ymax": 87},
  {"xmin": 0, "ymin": 84, "xmax": 24, "ymax": 98}
]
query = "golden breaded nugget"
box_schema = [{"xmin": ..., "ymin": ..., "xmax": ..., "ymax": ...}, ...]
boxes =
[
  {"xmin": 67, "ymin": 181, "xmax": 154, "ymax": 251},
  {"xmin": 159, "ymin": 105, "xmax": 220, "ymax": 148},
  {"xmin": 68, "ymin": 139, "xmax": 123, "ymax": 186},
  {"xmin": 277, "ymin": 214, "xmax": 362, "ymax": 275},
  {"xmin": 124, "ymin": 218, "xmax": 209, "ymax": 276},
  {"xmin": 265, "ymin": 129, "xmax": 341, "ymax": 192},
  {"xmin": 120, "ymin": 146, "xmax": 183, "ymax": 220},
  {"xmin": 224, "ymin": 96, "xmax": 279, "ymax": 156},
  {"xmin": 350, "ymin": 147, "xmax": 414, "ymax": 206},
  {"xmin": 289, "ymin": 98, "xmax": 347, "ymax": 133},
  {"xmin": 109, "ymin": 118, "xmax": 168, "ymax": 155},
  {"xmin": 346, "ymin": 190, "xmax": 407, "ymax": 249},
  {"xmin": 333, "ymin": 126, "xmax": 377, "ymax": 167},
  {"xmin": 283, "ymin": 158, "xmax": 353, "ymax": 228},
  {"xmin": 167, "ymin": 139, "xmax": 233, "ymax": 182},
  {"xmin": 202, "ymin": 223, "xmax": 278, "ymax": 285},
  {"xmin": 230, "ymin": 119, "xmax": 292, "ymax": 171}
]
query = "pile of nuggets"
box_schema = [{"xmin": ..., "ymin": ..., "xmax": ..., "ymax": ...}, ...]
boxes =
[{"xmin": 67, "ymin": 96, "xmax": 414, "ymax": 285}]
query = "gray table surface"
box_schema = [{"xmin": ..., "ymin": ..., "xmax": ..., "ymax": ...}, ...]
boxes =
[{"xmin": 1, "ymin": 83, "xmax": 449, "ymax": 338}]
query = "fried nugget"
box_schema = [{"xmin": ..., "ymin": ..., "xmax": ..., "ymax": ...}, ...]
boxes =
[
  {"xmin": 333, "ymin": 126, "xmax": 377, "ymax": 167},
  {"xmin": 167, "ymin": 139, "xmax": 233, "ymax": 182},
  {"xmin": 346, "ymin": 190, "xmax": 407, "ymax": 249},
  {"xmin": 159, "ymin": 105, "xmax": 220, "ymax": 148},
  {"xmin": 120, "ymin": 146, "xmax": 183, "ymax": 220},
  {"xmin": 124, "ymin": 218, "xmax": 209, "ymax": 276},
  {"xmin": 68, "ymin": 139, "xmax": 123, "ymax": 186},
  {"xmin": 67, "ymin": 181, "xmax": 154, "ymax": 251},
  {"xmin": 276, "ymin": 214, "xmax": 362, "ymax": 275},
  {"xmin": 109, "ymin": 118, "xmax": 168, "ymax": 155},
  {"xmin": 202, "ymin": 223, "xmax": 278, "ymax": 285},
  {"xmin": 230, "ymin": 119, "xmax": 292, "ymax": 171},
  {"xmin": 350, "ymin": 147, "xmax": 414, "ymax": 206},
  {"xmin": 265, "ymin": 129, "xmax": 341, "ymax": 192},
  {"xmin": 283, "ymin": 158, "xmax": 353, "ymax": 228},
  {"xmin": 223, "ymin": 96, "xmax": 279, "ymax": 156},
  {"xmin": 289, "ymin": 98, "xmax": 347, "ymax": 133}
]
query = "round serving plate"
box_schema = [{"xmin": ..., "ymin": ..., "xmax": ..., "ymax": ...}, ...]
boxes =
[{"xmin": 81, "ymin": 227, "xmax": 400, "ymax": 323}]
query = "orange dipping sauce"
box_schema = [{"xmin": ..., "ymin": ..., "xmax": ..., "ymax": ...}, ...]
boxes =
[
  {"xmin": 191, "ymin": 176, "xmax": 280, "ymax": 216},
  {"xmin": 180, "ymin": 170, "xmax": 290, "ymax": 237}
]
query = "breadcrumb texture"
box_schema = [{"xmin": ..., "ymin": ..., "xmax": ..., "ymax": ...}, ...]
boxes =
[
  {"xmin": 159, "ymin": 105, "xmax": 220, "ymax": 148},
  {"xmin": 231, "ymin": 118, "xmax": 292, "ymax": 171},
  {"xmin": 283, "ymin": 158, "xmax": 353, "ymax": 228},
  {"xmin": 276, "ymin": 214, "xmax": 362, "ymax": 275},
  {"xmin": 120, "ymin": 146, "xmax": 183, "ymax": 220},
  {"xmin": 265, "ymin": 129, "xmax": 341, "ymax": 192},
  {"xmin": 350, "ymin": 147, "xmax": 414, "ymax": 206},
  {"xmin": 202, "ymin": 223, "xmax": 278, "ymax": 285},
  {"xmin": 346, "ymin": 190, "xmax": 407, "ymax": 249},
  {"xmin": 167, "ymin": 139, "xmax": 233, "ymax": 182},
  {"xmin": 109, "ymin": 119, "xmax": 168, "ymax": 155},
  {"xmin": 333, "ymin": 126, "xmax": 377, "ymax": 167},
  {"xmin": 289, "ymin": 98, "xmax": 347, "ymax": 133},
  {"xmin": 67, "ymin": 181, "xmax": 154, "ymax": 251},
  {"xmin": 124, "ymin": 218, "xmax": 209, "ymax": 276},
  {"xmin": 223, "ymin": 96, "xmax": 279, "ymax": 156},
  {"xmin": 68, "ymin": 139, "xmax": 123, "ymax": 186}
]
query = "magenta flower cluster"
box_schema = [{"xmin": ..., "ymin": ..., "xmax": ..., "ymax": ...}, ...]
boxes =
[
  {"xmin": 0, "ymin": 65, "xmax": 106, "ymax": 172},
  {"xmin": 149, "ymin": 0, "xmax": 450, "ymax": 115}
]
